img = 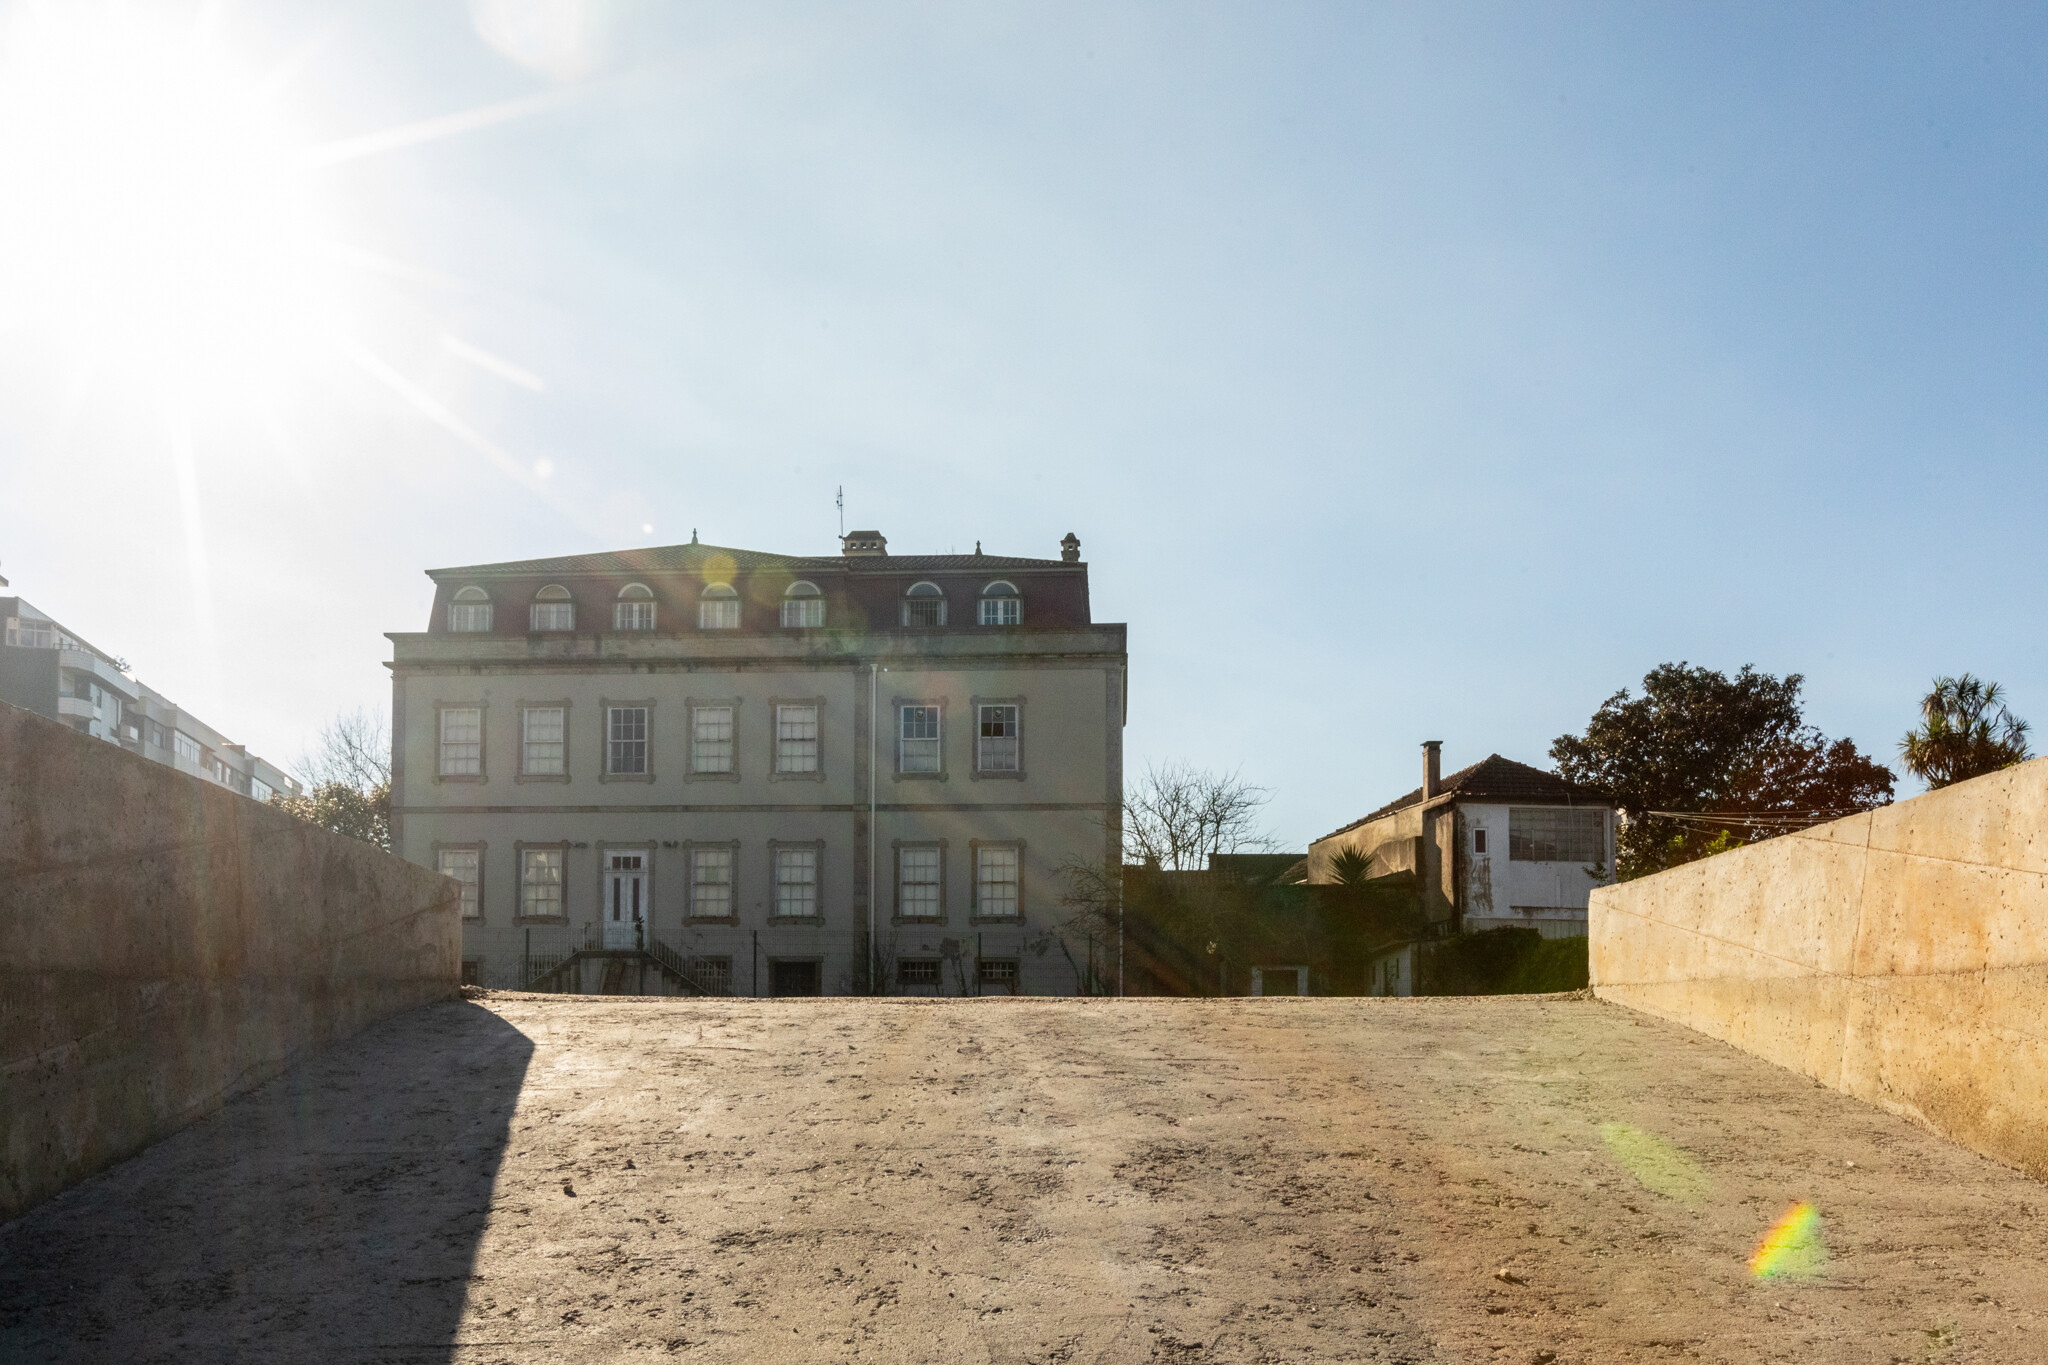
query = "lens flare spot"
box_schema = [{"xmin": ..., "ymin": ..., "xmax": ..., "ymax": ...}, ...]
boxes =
[
  {"xmin": 1749, "ymin": 1201, "xmax": 1827, "ymax": 1279},
  {"xmin": 1598, "ymin": 1123, "xmax": 1710, "ymax": 1205}
]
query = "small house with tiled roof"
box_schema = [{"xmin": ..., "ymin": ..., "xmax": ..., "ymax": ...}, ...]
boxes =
[{"xmin": 1306, "ymin": 743, "xmax": 1614, "ymax": 977}]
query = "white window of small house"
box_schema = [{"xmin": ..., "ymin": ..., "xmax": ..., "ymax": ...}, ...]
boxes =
[
  {"xmin": 977, "ymin": 581, "xmax": 1022, "ymax": 626},
  {"xmin": 439, "ymin": 707, "xmax": 482, "ymax": 776},
  {"xmin": 614, "ymin": 582, "xmax": 656, "ymax": 630},
  {"xmin": 520, "ymin": 848, "xmax": 563, "ymax": 917},
  {"xmin": 691, "ymin": 847, "xmax": 733, "ymax": 917},
  {"xmin": 450, "ymin": 585, "xmax": 493, "ymax": 632},
  {"xmin": 898, "ymin": 847, "xmax": 941, "ymax": 917},
  {"xmin": 977, "ymin": 704, "xmax": 1019, "ymax": 772},
  {"xmin": 775, "ymin": 847, "xmax": 818, "ymax": 917},
  {"xmin": 523, "ymin": 707, "xmax": 564, "ymax": 774},
  {"xmin": 692, "ymin": 705, "xmax": 733, "ymax": 773},
  {"xmin": 902, "ymin": 581, "xmax": 946, "ymax": 627},
  {"xmin": 1509, "ymin": 807, "xmax": 1605, "ymax": 863},
  {"xmin": 608, "ymin": 706, "xmax": 649, "ymax": 775},
  {"xmin": 899, "ymin": 704, "xmax": 940, "ymax": 773},
  {"xmin": 530, "ymin": 585, "xmax": 574, "ymax": 632},
  {"xmin": 699, "ymin": 582, "xmax": 741, "ymax": 629},
  {"xmin": 776, "ymin": 704, "xmax": 818, "ymax": 773},
  {"xmin": 439, "ymin": 848, "xmax": 480, "ymax": 919},
  {"xmin": 781, "ymin": 580, "xmax": 824, "ymax": 628},
  {"xmin": 976, "ymin": 845, "xmax": 1020, "ymax": 918}
]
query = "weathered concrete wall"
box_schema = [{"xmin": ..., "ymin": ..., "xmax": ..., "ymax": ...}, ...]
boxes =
[
  {"xmin": 0, "ymin": 702, "xmax": 459, "ymax": 1222},
  {"xmin": 1591, "ymin": 757, "xmax": 2048, "ymax": 1176}
]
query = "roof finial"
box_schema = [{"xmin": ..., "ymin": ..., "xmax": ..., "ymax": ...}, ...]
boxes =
[
  {"xmin": 691, "ymin": 528, "xmax": 699, "ymax": 545},
  {"xmin": 975, "ymin": 540, "xmax": 982, "ymax": 556}
]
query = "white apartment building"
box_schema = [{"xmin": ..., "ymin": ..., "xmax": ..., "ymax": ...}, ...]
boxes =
[
  {"xmin": 389, "ymin": 531, "xmax": 1126, "ymax": 996},
  {"xmin": 0, "ymin": 578, "xmax": 300, "ymax": 801}
]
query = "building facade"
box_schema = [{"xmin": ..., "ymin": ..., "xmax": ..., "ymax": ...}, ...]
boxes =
[
  {"xmin": 389, "ymin": 532, "xmax": 1126, "ymax": 996},
  {"xmin": 1306, "ymin": 743, "xmax": 1615, "ymax": 951},
  {"xmin": 0, "ymin": 579, "xmax": 299, "ymax": 801}
]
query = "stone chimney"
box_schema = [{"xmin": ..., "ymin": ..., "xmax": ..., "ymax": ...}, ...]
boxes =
[
  {"xmin": 1060, "ymin": 532, "xmax": 1081, "ymax": 563},
  {"xmin": 1422, "ymin": 740, "xmax": 1442, "ymax": 800},
  {"xmin": 841, "ymin": 530, "xmax": 887, "ymax": 557}
]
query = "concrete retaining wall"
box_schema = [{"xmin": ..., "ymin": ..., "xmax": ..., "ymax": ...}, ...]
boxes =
[
  {"xmin": 1591, "ymin": 757, "xmax": 2048, "ymax": 1177},
  {"xmin": 1, "ymin": 703, "xmax": 459, "ymax": 1222}
]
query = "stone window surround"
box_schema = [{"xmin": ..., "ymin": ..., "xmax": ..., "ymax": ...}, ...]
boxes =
[
  {"xmin": 432, "ymin": 840, "xmax": 486, "ymax": 922},
  {"xmin": 768, "ymin": 695, "xmax": 828, "ymax": 782},
  {"xmin": 513, "ymin": 839, "xmax": 570, "ymax": 925},
  {"xmin": 683, "ymin": 839, "xmax": 741, "ymax": 924},
  {"xmin": 684, "ymin": 696, "xmax": 742, "ymax": 783},
  {"xmin": 515, "ymin": 699, "xmax": 571, "ymax": 783},
  {"xmin": 600, "ymin": 696, "xmax": 657, "ymax": 783},
  {"xmin": 767, "ymin": 838, "xmax": 826, "ymax": 924},
  {"xmin": 892, "ymin": 695, "xmax": 948, "ymax": 783},
  {"xmin": 968, "ymin": 838, "xmax": 1025, "ymax": 924},
  {"xmin": 891, "ymin": 837, "xmax": 948, "ymax": 924},
  {"xmin": 969, "ymin": 694, "xmax": 1025, "ymax": 781},
  {"xmin": 434, "ymin": 699, "xmax": 487, "ymax": 784}
]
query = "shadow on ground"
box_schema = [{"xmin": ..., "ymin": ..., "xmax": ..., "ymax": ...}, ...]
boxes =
[{"xmin": 0, "ymin": 999, "xmax": 530, "ymax": 1364}]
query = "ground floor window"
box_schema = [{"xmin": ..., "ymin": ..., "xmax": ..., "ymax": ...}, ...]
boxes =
[
  {"xmin": 978, "ymin": 959, "xmax": 1018, "ymax": 995},
  {"xmin": 974, "ymin": 845, "xmax": 1020, "ymax": 918},
  {"xmin": 775, "ymin": 846, "xmax": 819, "ymax": 917},
  {"xmin": 687, "ymin": 956, "xmax": 733, "ymax": 996},
  {"xmin": 691, "ymin": 846, "xmax": 733, "ymax": 918},
  {"xmin": 770, "ymin": 959, "xmax": 822, "ymax": 997},
  {"xmin": 520, "ymin": 848, "xmax": 564, "ymax": 918},
  {"xmin": 438, "ymin": 847, "xmax": 481, "ymax": 920},
  {"xmin": 897, "ymin": 846, "xmax": 942, "ymax": 918}
]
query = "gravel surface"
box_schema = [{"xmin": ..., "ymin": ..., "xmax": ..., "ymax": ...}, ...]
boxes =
[{"xmin": 3, "ymin": 992, "xmax": 2044, "ymax": 1363}]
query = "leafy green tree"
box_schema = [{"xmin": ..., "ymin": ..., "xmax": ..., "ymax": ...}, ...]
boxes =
[
  {"xmin": 272, "ymin": 781, "xmax": 390, "ymax": 850},
  {"xmin": 1899, "ymin": 675, "xmax": 2030, "ymax": 790},
  {"xmin": 1551, "ymin": 663, "xmax": 1894, "ymax": 880}
]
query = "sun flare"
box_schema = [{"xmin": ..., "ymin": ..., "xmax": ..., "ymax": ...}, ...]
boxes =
[{"xmin": 0, "ymin": 3, "xmax": 347, "ymax": 404}]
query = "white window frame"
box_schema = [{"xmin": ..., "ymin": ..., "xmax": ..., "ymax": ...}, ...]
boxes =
[
  {"xmin": 781, "ymin": 581, "xmax": 825, "ymax": 628},
  {"xmin": 898, "ymin": 703, "xmax": 942, "ymax": 775},
  {"xmin": 775, "ymin": 702, "xmax": 820, "ymax": 775},
  {"xmin": 902, "ymin": 583, "xmax": 947, "ymax": 628},
  {"xmin": 173, "ymin": 731, "xmax": 201, "ymax": 765},
  {"xmin": 972, "ymin": 843, "xmax": 1021, "ymax": 920},
  {"xmin": 518, "ymin": 846, "xmax": 565, "ymax": 920},
  {"xmin": 688, "ymin": 844, "xmax": 736, "ymax": 920},
  {"xmin": 438, "ymin": 706, "xmax": 483, "ymax": 778},
  {"xmin": 689, "ymin": 701, "xmax": 736, "ymax": 776},
  {"xmin": 977, "ymin": 587, "xmax": 1022, "ymax": 626},
  {"xmin": 772, "ymin": 844, "xmax": 821, "ymax": 919},
  {"xmin": 438, "ymin": 846, "xmax": 482, "ymax": 920},
  {"xmin": 529, "ymin": 591, "xmax": 575, "ymax": 631},
  {"xmin": 606, "ymin": 703, "xmax": 651, "ymax": 777},
  {"xmin": 614, "ymin": 600, "xmax": 656, "ymax": 630},
  {"xmin": 449, "ymin": 589, "xmax": 494, "ymax": 632},
  {"xmin": 521, "ymin": 705, "xmax": 566, "ymax": 776},
  {"xmin": 699, "ymin": 585, "xmax": 741, "ymax": 630},
  {"xmin": 895, "ymin": 843, "xmax": 944, "ymax": 920},
  {"xmin": 975, "ymin": 703, "xmax": 1020, "ymax": 773}
]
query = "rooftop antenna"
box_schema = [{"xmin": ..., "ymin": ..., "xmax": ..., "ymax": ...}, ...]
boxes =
[{"xmin": 836, "ymin": 485, "xmax": 844, "ymax": 538}]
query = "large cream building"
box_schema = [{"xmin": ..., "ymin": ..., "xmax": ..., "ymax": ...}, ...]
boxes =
[{"xmin": 389, "ymin": 531, "xmax": 1125, "ymax": 996}]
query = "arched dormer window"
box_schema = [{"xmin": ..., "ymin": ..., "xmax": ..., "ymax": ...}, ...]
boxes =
[
  {"xmin": 977, "ymin": 580, "xmax": 1022, "ymax": 627},
  {"xmin": 699, "ymin": 581, "xmax": 740, "ymax": 630},
  {"xmin": 902, "ymin": 581, "xmax": 947, "ymax": 628},
  {"xmin": 781, "ymin": 580, "xmax": 824, "ymax": 628},
  {"xmin": 449, "ymin": 585, "xmax": 493, "ymax": 632},
  {"xmin": 530, "ymin": 584, "xmax": 575, "ymax": 632},
  {"xmin": 615, "ymin": 582, "xmax": 656, "ymax": 631}
]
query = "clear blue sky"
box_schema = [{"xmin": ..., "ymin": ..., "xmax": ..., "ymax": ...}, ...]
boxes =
[{"xmin": 2, "ymin": 1, "xmax": 2042, "ymax": 845}]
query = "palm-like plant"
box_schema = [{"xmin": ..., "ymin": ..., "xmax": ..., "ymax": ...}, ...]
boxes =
[
  {"xmin": 1900, "ymin": 675, "xmax": 2031, "ymax": 790},
  {"xmin": 1328, "ymin": 846, "xmax": 1376, "ymax": 886}
]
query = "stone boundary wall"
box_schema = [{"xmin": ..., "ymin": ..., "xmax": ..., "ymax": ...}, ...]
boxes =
[
  {"xmin": 1, "ymin": 702, "xmax": 459, "ymax": 1222},
  {"xmin": 1591, "ymin": 757, "xmax": 2048, "ymax": 1177}
]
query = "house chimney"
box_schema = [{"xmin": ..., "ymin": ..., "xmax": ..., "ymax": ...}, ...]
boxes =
[
  {"xmin": 841, "ymin": 530, "xmax": 888, "ymax": 557},
  {"xmin": 1060, "ymin": 532, "xmax": 1081, "ymax": 563},
  {"xmin": 1422, "ymin": 740, "xmax": 1442, "ymax": 800}
]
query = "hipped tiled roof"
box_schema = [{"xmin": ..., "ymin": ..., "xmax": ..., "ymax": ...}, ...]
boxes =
[
  {"xmin": 1317, "ymin": 754, "xmax": 1602, "ymax": 843},
  {"xmin": 429, "ymin": 542, "xmax": 1067, "ymax": 578}
]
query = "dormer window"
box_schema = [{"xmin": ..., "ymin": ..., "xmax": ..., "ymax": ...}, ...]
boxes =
[
  {"xmin": 449, "ymin": 586, "xmax": 493, "ymax": 632},
  {"xmin": 781, "ymin": 580, "xmax": 824, "ymax": 628},
  {"xmin": 700, "ymin": 582, "xmax": 740, "ymax": 629},
  {"xmin": 530, "ymin": 585, "xmax": 575, "ymax": 632},
  {"xmin": 615, "ymin": 582, "xmax": 656, "ymax": 630},
  {"xmin": 903, "ymin": 581, "xmax": 947, "ymax": 628},
  {"xmin": 977, "ymin": 580, "xmax": 1022, "ymax": 626}
]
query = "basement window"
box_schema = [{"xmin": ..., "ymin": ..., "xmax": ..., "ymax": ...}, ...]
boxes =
[
  {"xmin": 977, "ymin": 959, "xmax": 1019, "ymax": 995},
  {"xmin": 899, "ymin": 959, "xmax": 940, "ymax": 988}
]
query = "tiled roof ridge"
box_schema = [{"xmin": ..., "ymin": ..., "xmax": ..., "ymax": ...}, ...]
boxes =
[
  {"xmin": 1314, "ymin": 753, "xmax": 1598, "ymax": 844},
  {"xmin": 429, "ymin": 543, "xmax": 1069, "ymax": 577}
]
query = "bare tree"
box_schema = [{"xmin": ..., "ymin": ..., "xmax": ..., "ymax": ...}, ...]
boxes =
[
  {"xmin": 1122, "ymin": 761, "xmax": 1275, "ymax": 870},
  {"xmin": 272, "ymin": 707, "xmax": 392, "ymax": 850}
]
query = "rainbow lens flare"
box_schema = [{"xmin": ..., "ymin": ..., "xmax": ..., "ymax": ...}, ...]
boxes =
[{"xmin": 1749, "ymin": 1201, "xmax": 1826, "ymax": 1279}]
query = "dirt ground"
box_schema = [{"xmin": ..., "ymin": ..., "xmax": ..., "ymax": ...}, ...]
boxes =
[{"xmin": 4, "ymin": 993, "xmax": 2046, "ymax": 1363}]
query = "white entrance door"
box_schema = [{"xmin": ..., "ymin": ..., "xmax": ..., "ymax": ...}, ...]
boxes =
[{"xmin": 604, "ymin": 853, "xmax": 646, "ymax": 949}]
